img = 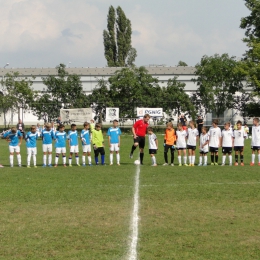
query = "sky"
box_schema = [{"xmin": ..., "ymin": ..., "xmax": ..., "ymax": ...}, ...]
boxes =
[{"xmin": 0, "ymin": 0, "xmax": 250, "ymax": 68}]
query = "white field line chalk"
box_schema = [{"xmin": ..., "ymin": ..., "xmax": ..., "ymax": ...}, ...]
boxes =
[{"xmin": 128, "ymin": 165, "xmax": 140, "ymax": 260}]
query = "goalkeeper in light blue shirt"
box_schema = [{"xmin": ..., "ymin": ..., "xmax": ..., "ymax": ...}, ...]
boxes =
[
  {"xmin": 67, "ymin": 124, "xmax": 80, "ymax": 166},
  {"xmin": 107, "ymin": 120, "xmax": 121, "ymax": 165},
  {"xmin": 25, "ymin": 125, "xmax": 38, "ymax": 168}
]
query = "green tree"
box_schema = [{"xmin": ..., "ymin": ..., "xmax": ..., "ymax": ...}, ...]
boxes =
[
  {"xmin": 103, "ymin": 6, "xmax": 137, "ymax": 67},
  {"xmin": 1, "ymin": 72, "xmax": 35, "ymax": 124},
  {"xmin": 177, "ymin": 61, "xmax": 188, "ymax": 66},
  {"xmin": 193, "ymin": 54, "xmax": 245, "ymax": 118},
  {"xmin": 162, "ymin": 77, "xmax": 195, "ymax": 119},
  {"xmin": 32, "ymin": 64, "xmax": 85, "ymax": 121}
]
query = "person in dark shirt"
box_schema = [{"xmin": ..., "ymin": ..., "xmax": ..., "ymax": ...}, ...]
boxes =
[
  {"xmin": 196, "ymin": 115, "xmax": 204, "ymax": 137},
  {"xmin": 179, "ymin": 114, "xmax": 187, "ymax": 127},
  {"xmin": 16, "ymin": 119, "xmax": 25, "ymax": 138}
]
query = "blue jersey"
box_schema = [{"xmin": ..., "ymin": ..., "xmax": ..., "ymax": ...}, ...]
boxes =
[
  {"xmin": 42, "ymin": 129, "xmax": 54, "ymax": 145},
  {"xmin": 67, "ymin": 130, "xmax": 78, "ymax": 146},
  {"xmin": 54, "ymin": 131, "xmax": 67, "ymax": 148},
  {"xmin": 81, "ymin": 129, "xmax": 91, "ymax": 145},
  {"xmin": 25, "ymin": 131, "xmax": 38, "ymax": 148},
  {"xmin": 3, "ymin": 130, "xmax": 23, "ymax": 146},
  {"xmin": 107, "ymin": 127, "xmax": 121, "ymax": 144}
]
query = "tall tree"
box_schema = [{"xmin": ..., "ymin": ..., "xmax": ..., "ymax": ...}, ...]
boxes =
[
  {"xmin": 103, "ymin": 6, "xmax": 137, "ymax": 67},
  {"xmin": 177, "ymin": 61, "xmax": 188, "ymax": 67},
  {"xmin": 193, "ymin": 54, "xmax": 245, "ymax": 118}
]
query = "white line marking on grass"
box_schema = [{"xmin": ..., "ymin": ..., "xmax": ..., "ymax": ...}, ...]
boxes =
[
  {"xmin": 128, "ymin": 165, "xmax": 140, "ymax": 260},
  {"xmin": 140, "ymin": 182, "xmax": 260, "ymax": 187}
]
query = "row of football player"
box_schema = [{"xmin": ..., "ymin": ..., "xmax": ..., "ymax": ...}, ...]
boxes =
[
  {"xmin": 1, "ymin": 121, "xmax": 121, "ymax": 168},
  {"xmin": 129, "ymin": 118, "xmax": 260, "ymax": 167}
]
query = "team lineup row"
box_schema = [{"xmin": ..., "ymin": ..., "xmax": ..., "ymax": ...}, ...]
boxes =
[{"xmin": 1, "ymin": 115, "xmax": 260, "ymax": 168}]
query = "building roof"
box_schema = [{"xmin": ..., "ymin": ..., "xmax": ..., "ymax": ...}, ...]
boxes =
[{"xmin": 0, "ymin": 66, "xmax": 196, "ymax": 77}]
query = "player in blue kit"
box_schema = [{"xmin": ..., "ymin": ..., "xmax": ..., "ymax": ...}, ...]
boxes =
[
  {"xmin": 81, "ymin": 122, "xmax": 92, "ymax": 166},
  {"xmin": 42, "ymin": 123, "xmax": 55, "ymax": 167},
  {"xmin": 3, "ymin": 127, "xmax": 23, "ymax": 167},
  {"xmin": 54, "ymin": 124, "xmax": 67, "ymax": 167},
  {"xmin": 67, "ymin": 124, "xmax": 80, "ymax": 166},
  {"xmin": 107, "ymin": 120, "xmax": 122, "ymax": 165},
  {"xmin": 25, "ymin": 125, "xmax": 38, "ymax": 168}
]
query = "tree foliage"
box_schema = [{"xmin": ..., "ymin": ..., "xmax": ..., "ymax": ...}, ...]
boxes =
[
  {"xmin": 177, "ymin": 61, "xmax": 188, "ymax": 67},
  {"xmin": 103, "ymin": 6, "xmax": 137, "ymax": 67},
  {"xmin": 193, "ymin": 54, "xmax": 246, "ymax": 118}
]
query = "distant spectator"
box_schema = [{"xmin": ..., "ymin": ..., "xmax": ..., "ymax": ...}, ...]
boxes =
[
  {"xmin": 16, "ymin": 119, "xmax": 25, "ymax": 138},
  {"xmin": 244, "ymin": 124, "xmax": 249, "ymax": 139},
  {"xmin": 196, "ymin": 115, "xmax": 204, "ymax": 136},
  {"xmin": 56, "ymin": 117, "xmax": 63, "ymax": 129},
  {"xmin": 178, "ymin": 114, "xmax": 187, "ymax": 127},
  {"xmin": 36, "ymin": 123, "xmax": 43, "ymax": 138}
]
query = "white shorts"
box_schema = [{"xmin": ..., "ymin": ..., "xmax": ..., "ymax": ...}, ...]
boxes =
[
  {"xmin": 9, "ymin": 145, "xmax": 20, "ymax": 153},
  {"xmin": 70, "ymin": 145, "xmax": 79, "ymax": 153},
  {"xmin": 82, "ymin": 144, "xmax": 91, "ymax": 153},
  {"xmin": 43, "ymin": 144, "xmax": 53, "ymax": 153},
  {"xmin": 27, "ymin": 147, "xmax": 37, "ymax": 155},
  {"xmin": 56, "ymin": 147, "xmax": 66, "ymax": 154},
  {"xmin": 110, "ymin": 143, "xmax": 120, "ymax": 152}
]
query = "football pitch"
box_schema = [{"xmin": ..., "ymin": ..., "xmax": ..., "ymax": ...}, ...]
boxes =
[{"xmin": 0, "ymin": 134, "xmax": 260, "ymax": 259}]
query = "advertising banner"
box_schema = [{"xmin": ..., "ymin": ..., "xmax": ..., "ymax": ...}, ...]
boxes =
[
  {"xmin": 106, "ymin": 107, "xmax": 119, "ymax": 121},
  {"xmin": 60, "ymin": 108, "xmax": 92, "ymax": 123},
  {"xmin": 136, "ymin": 108, "xmax": 163, "ymax": 117}
]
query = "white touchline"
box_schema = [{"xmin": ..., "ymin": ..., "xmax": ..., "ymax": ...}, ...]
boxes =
[{"xmin": 128, "ymin": 165, "xmax": 140, "ymax": 260}]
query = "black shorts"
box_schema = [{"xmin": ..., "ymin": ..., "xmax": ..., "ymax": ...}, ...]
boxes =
[
  {"xmin": 200, "ymin": 151, "xmax": 208, "ymax": 155},
  {"xmin": 94, "ymin": 147, "xmax": 105, "ymax": 156},
  {"xmin": 209, "ymin": 147, "xmax": 219, "ymax": 153},
  {"xmin": 134, "ymin": 136, "xmax": 145, "ymax": 149},
  {"xmin": 234, "ymin": 146, "xmax": 244, "ymax": 152},
  {"xmin": 187, "ymin": 145, "xmax": 196, "ymax": 150},
  {"xmin": 251, "ymin": 146, "xmax": 260, "ymax": 151},
  {"xmin": 149, "ymin": 149, "xmax": 157, "ymax": 155},
  {"xmin": 177, "ymin": 147, "xmax": 186, "ymax": 150},
  {"xmin": 222, "ymin": 147, "xmax": 232, "ymax": 154}
]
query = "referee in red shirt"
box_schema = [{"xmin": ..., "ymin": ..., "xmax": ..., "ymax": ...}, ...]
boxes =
[{"xmin": 130, "ymin": 114, "xmax": 150, "ymax": 165}]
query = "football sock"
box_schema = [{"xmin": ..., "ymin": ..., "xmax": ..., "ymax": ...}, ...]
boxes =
[
  {"xmin": 110, "ymin": 153, "xmax": 113, "ymax": 164},
  {"xmin": 164, "ymin": 152, "xmax": 168, "ymax": 163},
  {"xmin": 27, "ymin": 155, "xmax": 31, "ymax": 166},
  {"xmin": 204, "ymin": 156, "xmax": 207, "ymax": 164},
  {"xmin": 140, "ymin": 153, "xmax": 144, "ymax": 164},
  {"xmin": 82, "ymin": 156, "xmax": 86, "ymax": 164},
  {"xmin": 183, "ymin": 156, "xmax": 187, "ymax": 164},
  {"xmin": 33, "ymin": 155, "xmax": 36, "ymax": 166},
  {"xmin": 211, "ymin": 155, "xmax": 214, "ymax": 163},
  {"xmin": 192, "ymin": 156, "xmax": 195, "ymax": 164},
  {"xmin": 228, "ymin": 155, "xmax": 232, "ymax": 164},
  {"xmin": 55, "ymin": 156, "xmax": 59, "ymax": 165},
  {"xmin": 95, "ymin": 157, "xmax": 98, "ymax": 164},
  {"xmin": 62, "ymin": 156, "xmax": 66, "ymax": 164},
  {"xmin": 43, "ymin": 155, "xmax": 47, "ymax": 165},
  {"xmin": 10, "ymin": 155, "xmax": 13, "ymax": 165},
  {"xmin": 76, "ymin": 156, "xmax": 79, "ymax": 164},
  {"xmin": 240, "ymin": 155, "xmax": 244, "ymax": 163},
  {"xmin": 189, "ymin": 156, "xmax": 192, "ymax": 164},
  {"xmin": 235, "ymin": 155, "xmax": 238, "ymax": 163},
  {"xmin": 69, "ymin": 158, "xmax": 72, "ymax": 165},
  {"xmin": 222, "ymin": 155, "xmax": 226, "ymax": 164},
  {"xmin": 131, "ymin": 145, "xmax": 136, "ymax": 154},
  {"xmin": 171, "ymin": 152, "xmax": 174, "ymax": 164},
  {"xmin": 252, "ymin": 154, "xmax": 255, "ymax": 163},
  {"xmin": 153, "ymin": 156, "xmax": 157, "ymax": 165},
  {"xmin": 215, "ymin": 155, "xmax": 219, "ymax": 163},
  {"xmin": 101, "ymin": 155, "xmax": 105, "ymax": 164},
  {"xmin": 199, "ymin": 156, "xmax": 202, "ymax": 164},
  {"xmin": 17, "ymin": 154, "xmax": 21, "ymax": 165},
  {"xmin": 88, "ymin": 156, "xmax": 92, "ymax": 164},
  {"xmin": 116, "ymin": 153, "xmax": 120, "ymax": 164},
  {"xmin": 178, "ymin": 156, "xmax": 181, "ymax": 164},
  {"xmin": 48, "ymin": 154, "xmax": 52, "ymax": 165},
  {"xmin": 258, "ymin": 154, "xmax": 260, "ymax": 163}
]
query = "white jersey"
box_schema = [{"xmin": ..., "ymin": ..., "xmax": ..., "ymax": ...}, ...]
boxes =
[
  {"xmin": 187, "ymin": 128, "xmax": 199, "ymax": 146},
  {"xmin": 148, "ymin": 133, "xmax": 157, "ymax": 149},
  {"xmin": 234, "ymin": 129, "xmax": 247, "ymax": 147},
  {"xmin": 251, "ymin": 125, "xmax": 260, "ymax": 146},
  {"xmin": 176, "ymin": 130, "xmax": 187, "ymax": 148},
  {"xmin": 208, "ymin": 127, "xmax": 221, "ymax": 148},
  {"xmin": 221, "ymin": 129, "xmax": 234, "ymax": 147},
  {"xmin": 200, "ymin": 133, "xmax": 209, "ymax": 153}
]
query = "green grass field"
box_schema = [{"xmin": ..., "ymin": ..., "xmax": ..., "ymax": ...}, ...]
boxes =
[{"xmin": 0, "ymin": 134, "xmax": 260, "ymax": 259}]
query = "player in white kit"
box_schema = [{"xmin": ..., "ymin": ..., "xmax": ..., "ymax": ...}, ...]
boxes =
[
  {"xmin": 221, "ymin": 122, "xmax": 234, "ymax": 166},
  {"xmin": 186, "ymin": 121, "xmax": 199, "ymax": 166},
  {"xmin": 176, "ymin": 123, "xmax": 188, "ymax": 166},
  {"xmin": 250, "ymin": 117, "xmax": 260, "ymax": 166},
  {"xmin": 147, "ymin": 127, "xmax": 158, "ymax": 166},
  {"xmin": 233, "ymin": 120, "xmax": 247, "ymax": 166},
  {"xmin": 198, "ymin": 127, "xmax": 209, "ymax": 166}
]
